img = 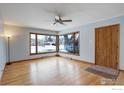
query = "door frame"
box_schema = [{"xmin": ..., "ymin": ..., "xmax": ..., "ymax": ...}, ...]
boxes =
[{"xmin": 95, "ymin": 24, "xmax": 120, "ymax": 69}]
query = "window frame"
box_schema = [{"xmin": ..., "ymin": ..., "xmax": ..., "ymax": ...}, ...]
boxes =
[{"xmin": 30, "ymin": 32, "xmax": 57, "ymax": 55}]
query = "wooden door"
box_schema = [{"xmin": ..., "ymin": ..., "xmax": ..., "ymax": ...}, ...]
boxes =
[{"xmin": 95, "ymin": 24, "xmax": 119, "ymax": 69}]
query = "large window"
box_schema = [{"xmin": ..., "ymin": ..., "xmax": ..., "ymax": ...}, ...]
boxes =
[
  {"xmin": 30, "ymin": 33, "xmax": 56, "ymax": 54},
  {"xmin": 59, "ymin": 32, "xmax": 80, "ymax": 55},
  {"xmin": 30, "ymin": 32, "xmax": 79, "ymax": 55}
]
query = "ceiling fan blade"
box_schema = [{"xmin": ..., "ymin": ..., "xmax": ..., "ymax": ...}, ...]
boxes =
[
  {"xmin": 53, "ymin": 22, "xmax": 57, "ymax": 25},
  {"xmin": 62, "ymin": 20, "xmax": 72, "ymax": 22},
  {"xmin": 59, "ymin": 22, "xmax": 66, "ymax": 25}
]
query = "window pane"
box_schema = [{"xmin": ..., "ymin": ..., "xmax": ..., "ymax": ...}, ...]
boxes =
[
  {"xmin": 31, "ymin": 34, "xmax": 36, "ymax": 54},
  {"xmin": 59, "ymin": 34, "xmax": 74, "ymax": 53},
  {"xmin": 37, "ymin": 35, "xmax": 56, "ymax": 53},
  {"xmin": 75, "ymin": 33, "xmax": 79, "ymax": 55},
  {"xmin": 59, "ymin": 32, "xmax": 79, "ymax": 55},
  {"xmin": 67, "ymin": 34, "xmax": 74, "ymax": 53},
  {"xmin": 59, "ymin": 35, "xmax": 67, "ymax": 52}
]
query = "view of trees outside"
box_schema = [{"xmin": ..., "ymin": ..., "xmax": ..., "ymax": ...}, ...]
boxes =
[
  {"xmin": 59, "ymin": 35, "xmax": 67, "ymax": 52},
  {"xmin": 31, "ymin": 32, "xmax": 79, "ymax": 55},
  {"xmin": 31, "ymin": 34, "xmax": 56, "ymax": 54},
  {"xmin": 67, "ymin": 34, "xmax": 74, "ymax": 53},
  {"xmin": 59, "ymin": 32, "xmax": 79, "ymax": 55},
  {"xmin": 75, "ymin": 33, "xmax": 79, "ymax": 54},
  {"xmin": 37, "ymin": 35, "xmax": 56, "ymax": 53},
  {"xmin": 59, "ymin": 34, "xmax": 74, "ymax": 53}
]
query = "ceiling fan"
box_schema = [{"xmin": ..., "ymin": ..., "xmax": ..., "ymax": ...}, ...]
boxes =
[{"xmin": 53, "ymin": 16, "xmax": 72, "ymax": 25}]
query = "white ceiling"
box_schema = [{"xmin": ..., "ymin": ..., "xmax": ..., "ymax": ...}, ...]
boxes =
[{"xmin": 0, "ymin": 3, "xmax": 124, "ymax": 31}]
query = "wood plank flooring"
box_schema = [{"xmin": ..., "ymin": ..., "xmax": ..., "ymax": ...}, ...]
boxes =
[{"xmin": 0, "ymin": 56, "xmax": 124, "ymax": 85}]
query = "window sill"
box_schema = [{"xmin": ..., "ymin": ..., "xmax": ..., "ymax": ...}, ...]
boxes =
[
  {"xmin": 30, "ymin": 51, "xmax": 57, "ymax": 55},
  {"xmin": 59, "ymin": 51, "xmax": 80, "ymax": 56}
]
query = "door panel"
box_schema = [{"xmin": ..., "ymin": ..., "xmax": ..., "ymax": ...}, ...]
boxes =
[{"xmin": 95, "ymin": 24, "xmax": 119, "ymax": 69}]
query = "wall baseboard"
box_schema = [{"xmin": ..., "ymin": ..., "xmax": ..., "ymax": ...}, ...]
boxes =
[
  {"xmin": 8, "ymin": 55, "xmax": 57, "ymax": 64},
  {"xmin": 119, "ymin": 69, "xmax": 124, "ymax": 72},
  {"xmin": 59, "ymin": 55, "xmax": 94, "ymax": 65}
]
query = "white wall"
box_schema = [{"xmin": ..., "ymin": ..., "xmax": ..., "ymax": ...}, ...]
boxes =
[
  {"xmin": 4, "ymin": 24, "xmax": 58, "ymax": 62},
  {"xmin": 0, "ymin": 17, "xmax": 6, "ymax": 79},
  {"xmin": 59, "ymin": 15, "xmax": 124, "ymax": 70}
]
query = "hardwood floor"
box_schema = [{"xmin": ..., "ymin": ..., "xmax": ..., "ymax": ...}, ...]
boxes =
[{"xmin": 0, "ymin": 56, "xmax": 124, "ymax": 85}]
